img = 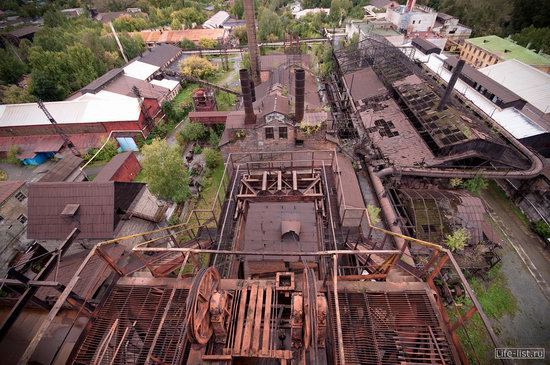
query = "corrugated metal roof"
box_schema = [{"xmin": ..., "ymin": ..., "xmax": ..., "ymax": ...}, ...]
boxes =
[
  {"xmin": 415, "ymin": 52, "xmax": 547, "ymax": 139},
  {"xmin": 80, "ymin": 68, "xmax": 124, "ymax": 94},
  {"xmin": 479, "ymin": 60, "xmax": 550, "ymax": 115},
  {"xmin": 123, "ymin": 60, "xmax": 160, "ymax": 80},
  {"xmin": 203, "ymin": 11, "xmax": 230, "ymax": 29},
  {"xmin": 27, "ymin": 181, "xmax": 144, "ymax": 240},
  {"xmin": 0, "ymin": 98, "xmax": 141, "ymax": 128},
  {"xmin": 137, "ymin": 44, "xmax": 182, "ymax": 67},
  {"xmin": 38, "ymin": 154, "xmax": 83, "ymax": 182}
]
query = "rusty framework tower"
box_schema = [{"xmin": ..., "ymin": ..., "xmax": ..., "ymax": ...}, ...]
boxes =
[{"xmin": 243, "ymin": 0, "xmax": 261, "ymax": 85}]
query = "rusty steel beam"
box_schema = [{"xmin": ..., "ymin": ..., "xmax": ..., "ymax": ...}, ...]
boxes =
[
  {"xmin": 17, "ymin": 242, "xmax": 99, "ymax": 365},
  {"xmin": 0, "ymin": 228, "xmax": 80, "ymax": 341}
]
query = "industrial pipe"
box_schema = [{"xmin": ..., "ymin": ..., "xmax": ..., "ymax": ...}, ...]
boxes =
[
  {"xmin": 438, "ymin": 59, "xmax": 465, "ymax": 111},
  {"xmin": 294, "ymin": 68, "xmax": 305, "ymax": 123},
  {"xmin": 366, "ymin": 165, "xmax": 414, "ymax": 266}
]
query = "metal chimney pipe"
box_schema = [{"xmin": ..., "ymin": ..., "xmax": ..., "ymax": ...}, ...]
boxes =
[
  {"xmin": 294, "ymin": 69, "xmax": 305, "ymax": 123},
  {"xmin": 239, "ymin": 69, "xmax": 256, "ymax": 125},
  {"xmin": 250, "ymin": 79, "xmax": 256, "ymax": 102},
  {"xmin": 243, "ymin": 0, "xmax": 261, "ymax": 85},
  {"xmin": 437, "ymin": 59, "xmax": 465, "ymax": 111}
]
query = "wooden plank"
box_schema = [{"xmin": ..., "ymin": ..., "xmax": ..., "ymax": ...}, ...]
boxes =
[
  {"xmin": 241, "ymin": 284, "xmax": 258, "ymax": 355},
  {"xmin": 277, "ymin": 171, "xmax": 282, "ymax": 191},
  {"xmin": 261, "ymin": 286, "xmax": 273, "ymax": 355},
  {"xmin": 262, "ymin": 171, "xmax": 268, "ymax": 191},
  {"xmin": 292, "ymin": 171, "xmax": 298, "ymax": 190},
  {"xmin": 251, "ymin": 286, "xmax": 264, "ymax": 354},
  {"xmin": 233, "ymin": 286, "xmax": 249, "ymax": 354}
]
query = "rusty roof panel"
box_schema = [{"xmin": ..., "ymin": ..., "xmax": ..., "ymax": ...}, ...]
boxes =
[{"xmin": 27, "ymin": 181, "xmax": 144, "ymax": 240}]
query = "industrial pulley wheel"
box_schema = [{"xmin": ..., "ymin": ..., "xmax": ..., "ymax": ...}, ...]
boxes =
[{"xmin": 186, "ymin": 267, "xmax": 221, "ymax": 345}]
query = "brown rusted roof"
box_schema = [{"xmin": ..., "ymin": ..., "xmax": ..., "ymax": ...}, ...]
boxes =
[
  {"xmin": 94, "ymin": 152, "xmax": 138, "ymax": 182},
  {"xmin": 344, "ymin": 68, "xmax": 387, "ymax": 101},
  {"xmin": 256, "ymin": 93, "xmax": 290, "ymax": 119},
  {"xmin": 27, "ymin": 181, "xmax": 144, "ymax": 240},
  {"xmin": 0, "ymin": 181, "xmax": 25, "ymax": 205},
  {"xmin": 102, "ymin": 75, "xmax": 169, "ymax": 100},
  {"xmin": 39, "ymin": 154, "xmax": 83, "ymax": 182},
  {"xmin": 136, "ymin": 29, "xmax": 226, "ymax": 43}
]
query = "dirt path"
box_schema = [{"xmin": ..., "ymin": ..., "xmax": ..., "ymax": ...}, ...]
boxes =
[{"xmin": 480, "ymin": 186, "xmax": 550, "ymax": 357}]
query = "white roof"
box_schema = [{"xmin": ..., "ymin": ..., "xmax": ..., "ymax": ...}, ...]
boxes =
[
  {"xmin": 479, "ymin": 60, "xmax": 550, "ymax": 114},
  {"xmin": 295, "ymin": 8, "xmax": 330, "ymax": 19},
  {"xmin": 150, "ymin": 79, "xmax": 180, "ymax": 91},
  {"xmin": 203, "ymin": 11, "xmax": 230, "ymax": 29},
  {"xmin": 0, "ymin": 98, "xmax": 141, "ymax": 128},
  {"xmin": 410, "ymin": 50, "xmax": 547, "ymax": 139},
  {"xmin": 73, "ymin": 90, "xmax": 137, "ymax": 102},
  {"xmin": 123, "ymin": 61, "xmax": 160, "ymax": 80}
]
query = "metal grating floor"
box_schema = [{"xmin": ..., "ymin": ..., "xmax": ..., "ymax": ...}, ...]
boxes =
[
  {"xmin": 72, "ymin": 285, "xmax": 189, "ymax": 365},
  {"xmin": 331, "ymin": 290, "xmax": 455, "ymax": 365}
]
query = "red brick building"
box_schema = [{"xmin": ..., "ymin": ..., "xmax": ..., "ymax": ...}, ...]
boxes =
[{"xmin": 94, "ymin": 152, "xmax": 141, "ymax": 182}]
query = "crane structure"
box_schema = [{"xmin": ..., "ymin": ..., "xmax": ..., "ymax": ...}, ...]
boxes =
[{"xmin": 37, "ymin": 100, "xmax": 80, "ymax": 157}]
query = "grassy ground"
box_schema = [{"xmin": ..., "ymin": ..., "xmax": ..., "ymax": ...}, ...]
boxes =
[
  {"xmin": 486, "ymin": 180, "xmax": 530, "ymax": 226},
  {"xmin": 172, "ymin": 83, "xmax": 199, "ymax": 112},
  {"xmin": 449, "ymin": 264, "xmax": 517, "ymax": 363},
  {"xmin": 193, "ymin": 162, "xmax": 225, "ymax": 218}
]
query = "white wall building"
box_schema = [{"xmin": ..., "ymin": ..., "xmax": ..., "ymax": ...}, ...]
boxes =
[
  {"xmin": 386, "ymin": 5, "xmax": 437, "ymax": 34},
  {"xmin": 203, "ymin": 11, "xmax": 230, "ymax": 29}
]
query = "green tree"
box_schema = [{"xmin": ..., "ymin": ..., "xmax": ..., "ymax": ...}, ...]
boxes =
[
  {"xmin": 0, "ymin": 48, "xmax": 26, "ymax": 84},
  {"xmin": 43, "ymin": 9, "xmax": 67, "ymax": 28},
  {"xmin": 179, "ymin": 39, "xmax": 197, "ymax": 50},
  {"xmin": 330, "ymin": 0, "xmax": 353, "ymax": 24},
  {"xmin": 444, "ymin": 228, "xmax": 470, "ymax": 251},
  {"xmin": 462, "ymin": 175, "xmax": 488, "ymax": 195},
  {"xmin": 233, "ymin": 26, "xmax": 248, "ymax": 45},
  {"xmin": 119, "ymin": 33, "xmax": 145, "ymax": 59},
  {"xmin": 199, "ymin": 38, "xmax": 218, "ymax": 49},
  {"xmin": 7, "ymin": 145, "xmax": 21, "ymax": 165},
  {"xmin": 141, "ymin": 139, "xmax": 190, "ymax": 203},
  {"xmin": 1, "ymin": 85, "xmax": 36, "ymax": 104},
  {"xmin": 231, "ymin": 0, "xmax": 244, "ymax": 19},
  {"xmin": 179, "ymin": 55, "xmax": 217, "ymax": 79},
  {"xmin": 29, "ymin": 49, "xmax": 71, "ymax": 101},
  {"xmin": 203, "ymin": 147, "xmax": 222, "ymax": 169},
  {"xmin": 65, "ymin": 44, "xmax": 99, "ymax": 90},
  {"xmin": 179, "ymin": 122, "xmax": 208, "ymax": 143},
  {"xmin": 96, "ymin": 138, "xmax": 119, "ymax": 161},
  {"xmin": 512, "ymin": 26, "xmax": 550, "ymax": 53},
  {"xmin": 257, "ymin": 7, "xmax": 283, "ymax": 41}
]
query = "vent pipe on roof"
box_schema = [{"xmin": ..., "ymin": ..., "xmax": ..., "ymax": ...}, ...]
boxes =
[
  {"xmin": 239, "ymin": 69, "xmax": 256, "ymax": 125},
  {"xmin": 243, "ymin": 0, "xmax": 261, "ymax": 85},
  {"xmin": 437, "ymin": 59, "xmax": 465, "ymax": 112},
  {"xmin": 294, "ymin": 68, "xmax": 305, "ymax": 123}
]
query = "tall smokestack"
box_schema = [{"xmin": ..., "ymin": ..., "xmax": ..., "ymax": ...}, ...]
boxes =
[
  {"xmin": 240, "ymin": 69, "xmax": 256, "ymax": 125},
  {"xmin": 294, "ymin": 69, "xmax": 305, "ymax": 123},
  {"xmin": 243, "ymin": 0, "xmax": 261, "ymax": 85},
  {"xmin": 405, "ymin": 0, "xmax": 417, "ymax": 12},
  {"xmin": 438, "ymin": 59, "xmax": 465, "ymax": 111},
  {"xmin": 250, "ymin": 79, "xmax": 256, "ymax": 102}
]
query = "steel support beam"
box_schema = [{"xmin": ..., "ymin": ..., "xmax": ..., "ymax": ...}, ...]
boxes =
[{"xmin": 0, "ymin": 228, "xmax": 79, "ymax": 340}]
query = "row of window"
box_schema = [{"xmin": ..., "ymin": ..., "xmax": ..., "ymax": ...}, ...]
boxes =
[{"xmin": 265, "ymin": 126, "xmax": 288, "ymax": 140}]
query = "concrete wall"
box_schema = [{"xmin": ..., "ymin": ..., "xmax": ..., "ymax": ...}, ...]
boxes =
[{"xmin": 460, "ymin": 42, "xmax": 499, "ymax": 69}]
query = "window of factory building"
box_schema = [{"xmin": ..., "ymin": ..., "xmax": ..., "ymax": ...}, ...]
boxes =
[
  {"xmin": 17, "ymin": 214, "xmax": 27, "ymax": 225},
  {"xmin": 15, "ymin": 192, "xmax": 26, "ymax": 202},
  {"xmin": 279, "ymin": 127, "xmax": 288, "ymax": 139},
  {"xmin": 265, "ymin": 127, "xmax": 274, "ymax": 139}
]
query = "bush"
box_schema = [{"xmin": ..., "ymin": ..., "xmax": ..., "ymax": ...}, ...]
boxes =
[
  {"xmin": 367, "ymin": 204, "xmax": 381, "ymax": 225},
  {"xmin": 96, "ymin": 138, "xmax": 119, "ymax": 161},
  {"xmin": 193, "ymin": 145, "xmax": 203, "ymax": 154},
  {"xmin": 444, "ymin": 228, "xmax": 470, "ymax": 251},
  {"xmin": 7, "ymin": 145, "xmax": 21, "ymax": 165},
  {"xmin": 179, "ymin": 38, "xmax": 197, "ymax": 50},
  {"xmin": 531, "ymin": 220, "xmax": 550, "ymax": 239},
  {"xmin": 462, "ymin": 175, "xmax": 488, "ymax": 195},
  {"xmin": 209, "ymin": 129, "xmax": 220, "ymax": 147},
  {"xmin": 203, "ymin": 147, "xmax": 222, "ymax": 169},
  {"xmin": 179, "ymin": 55, "xmax": 217, "ymax": 79},
  {"xmin": 179, "ymin": 122, "xmax": 208, "ymax": 143}
]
